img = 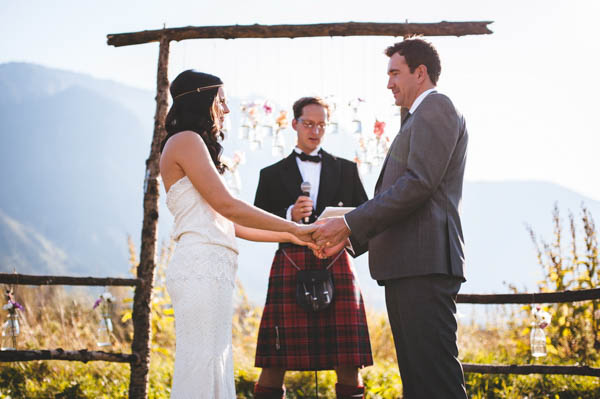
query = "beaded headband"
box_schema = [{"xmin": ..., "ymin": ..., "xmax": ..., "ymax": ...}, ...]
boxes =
[{"xmin": 173, "ymin": 84, "xmax": 223, "ymax": 100}]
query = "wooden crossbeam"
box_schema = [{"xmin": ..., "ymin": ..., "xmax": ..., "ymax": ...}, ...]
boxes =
[
  {"xmin": 0, "ymin": 272, "xmax": 140, "ymax": 287},
  {"xmin": 457, "ymin": 288, "xmax": 600, "ymax": 304},
  {"xmin": 463, "ymin": 363, "xmax": 600, "ymax": 377},
  {"xmin": 0, "ymin": 349, "xmax": 138, "ymax": 364},
  {"xmin": 107, "ymin": 21, "xmax": 493, "ymax": 47}
]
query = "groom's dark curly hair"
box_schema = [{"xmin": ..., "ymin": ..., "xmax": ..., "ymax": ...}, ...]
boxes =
[{"xmin": 385, "ymin": 38, "xmax": 441, "ymax": 85}]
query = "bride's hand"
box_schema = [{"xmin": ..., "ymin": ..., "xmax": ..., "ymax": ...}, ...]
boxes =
[
  {"xmin": 288, "ymin": 234, "xmax": 319, "ymax": 251},
  {"xmin": 291, "ymin": 223, "xmax": 317, "ymax": 244}
]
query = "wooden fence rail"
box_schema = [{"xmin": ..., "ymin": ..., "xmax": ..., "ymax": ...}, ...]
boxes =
[
  {"xmin": 0, "ymin": 349, "xmax": 137, "ymax": 364},
  {"xmin": 457, "ymin": 287, "xmax": 600, "ymax": 304},
  {"xmin": 457, "ymin": 287, "xmax": 600, "ymax": 377},
  {"xmin": 462, "ymin": 363, "xmax": 600, "ymax": 377},
  {"xmin": 0, "ymin": 272, "xmax": 140, "ymax": 366},
  {"xmin": 0, "ymin": 273, "xmax": 140, "ymax": 287}
]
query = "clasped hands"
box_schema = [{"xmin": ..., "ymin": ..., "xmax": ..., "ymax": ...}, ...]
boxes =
[
  {"xmin": 292, "ymin": 216, "xmax": 351, "ymax": 259},
  {"xmin": 289, "ymin": 196, "xmax": 351, "ymax": 258}
]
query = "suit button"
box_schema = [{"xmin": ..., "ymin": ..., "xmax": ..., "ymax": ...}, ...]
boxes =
[{"xmin": 338, "ymin": 201, "xmax": 344, "ymax": 206}]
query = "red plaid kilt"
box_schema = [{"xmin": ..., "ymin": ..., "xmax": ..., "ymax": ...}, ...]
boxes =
[{"xmin": 254, "ymin": 245, "xmax": 373, "ymax": 371}]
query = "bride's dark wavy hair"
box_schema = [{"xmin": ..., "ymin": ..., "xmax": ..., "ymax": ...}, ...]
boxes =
[{"xmin": 161, "ymin": 70, "xmax": 227, "ymax": 174}]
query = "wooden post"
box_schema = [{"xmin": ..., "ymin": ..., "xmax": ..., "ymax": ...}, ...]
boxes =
[{"xmin": 128, "ymin": 34, "xmax": 170, "ymax": 399}]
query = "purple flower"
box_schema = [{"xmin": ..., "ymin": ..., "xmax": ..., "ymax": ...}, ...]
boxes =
[
  {"xmin": 10, "ymin": 300, "xmax": 24, "ymax": 311},
  {"xmin": 93, "ymin": 298, "xmax": 102, "ymax": 309}
]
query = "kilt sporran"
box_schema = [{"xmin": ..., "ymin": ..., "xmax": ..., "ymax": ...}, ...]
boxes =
[{"xmin": 282, "ymin": 249, "xmax": 344, "ymax": 312}]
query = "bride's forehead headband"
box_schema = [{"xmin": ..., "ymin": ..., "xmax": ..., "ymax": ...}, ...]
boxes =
[{"xmin": 173, "ymin": 84, "xmax": 222, "ymax": 100}]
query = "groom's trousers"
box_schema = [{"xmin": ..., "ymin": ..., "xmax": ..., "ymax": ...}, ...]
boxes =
[{"xmin": 384, "ymin": 274, "xmax": 467, "ymax": 399}]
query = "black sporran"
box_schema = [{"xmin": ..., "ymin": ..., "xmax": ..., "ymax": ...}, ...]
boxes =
[{"xmin": 282, "ymin": 249, "xmax": 344, "ymax": 312}]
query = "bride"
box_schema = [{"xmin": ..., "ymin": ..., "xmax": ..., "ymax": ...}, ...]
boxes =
[{"xmin": 159, "ymin": 70, "xmax": 316, "ymax": 398}]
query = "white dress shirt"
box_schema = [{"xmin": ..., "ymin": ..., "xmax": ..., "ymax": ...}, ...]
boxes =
[
  {"xmin": 409, "ymin": 88, "xmax": 436, "ymax": 115},
  {"xmin": 286, "ymin": 146, "xmax": 322, "ymax": 220}
]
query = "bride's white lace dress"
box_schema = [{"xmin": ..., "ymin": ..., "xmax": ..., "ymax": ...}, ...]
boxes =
[{"xmin": 165, "ymin": 176, "xmax": 238, "ymax": 399}]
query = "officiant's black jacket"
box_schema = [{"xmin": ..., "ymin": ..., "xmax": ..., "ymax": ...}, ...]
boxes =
[{"xmin": 254, "ymin": 149, "xmax": 368, "ymax": 245}]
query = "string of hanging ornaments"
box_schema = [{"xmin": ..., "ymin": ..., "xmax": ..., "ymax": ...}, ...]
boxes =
[{"xmin": 234, "ymin": 95, "xmax": 395, "ymax": 174}]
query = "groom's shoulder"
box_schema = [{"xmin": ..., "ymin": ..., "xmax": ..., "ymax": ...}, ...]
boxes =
[{"xmin": 422, "ymin": 92, "xmax": 462, "ymax": 118}]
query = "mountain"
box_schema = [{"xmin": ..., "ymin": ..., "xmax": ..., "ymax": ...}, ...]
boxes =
[
  {"xmin": 1, "ymin": 62, "xmax": 599, "ymax": 311},
  {"xmin": 0, "ymin": 63, "xmax": 154, "ymax": 276},
  {"xmin": 0, "ymin": 209, "xmax": 69, "ymax": 275}
]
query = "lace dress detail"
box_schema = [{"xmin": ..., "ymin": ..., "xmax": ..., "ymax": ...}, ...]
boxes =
[{"xmin": 165, "ymin": 176, "xmax": 238, "ymax": 398}]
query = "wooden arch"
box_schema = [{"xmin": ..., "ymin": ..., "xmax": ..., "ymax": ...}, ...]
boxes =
[{"xmin": 106, "ymin": 21, "xmax": 493, "ymax": 398}]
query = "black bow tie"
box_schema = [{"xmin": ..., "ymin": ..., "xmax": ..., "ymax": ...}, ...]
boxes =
[{"xmin": 295, "ymin": 152, "xmax": 321, "ymax": 163}]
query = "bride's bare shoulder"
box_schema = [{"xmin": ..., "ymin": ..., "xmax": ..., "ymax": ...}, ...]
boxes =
[{"xmin": 166, "ymin": 131, "xmax": 204, "ymax": 148}]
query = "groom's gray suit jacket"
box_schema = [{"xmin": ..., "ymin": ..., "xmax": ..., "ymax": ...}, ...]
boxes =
[{"xmin": 345, "ymin": 91, "xmax": 467, "ymax": 282}]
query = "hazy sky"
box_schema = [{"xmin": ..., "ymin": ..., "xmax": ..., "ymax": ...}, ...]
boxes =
[{"xmin": 2, "ymin": 0, "xmax": 599, "ymax": 200}]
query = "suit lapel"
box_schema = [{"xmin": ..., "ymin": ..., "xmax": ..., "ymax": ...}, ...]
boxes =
[
  {"xmin": 280, "ymin": 151, "xmax": 304, "ymax": 199},
  {"xmin": 316, "ymin": 150, "xmax": 340, "ymax": 214},
  {"xmin": 374, "ymin": 100, "xmax": 427, "ymax": 194}
]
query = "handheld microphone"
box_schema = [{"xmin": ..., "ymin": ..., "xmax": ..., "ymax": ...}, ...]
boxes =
[{"xmin": 300, "ymin": 181, "xmax": 312, "ymax": 224}]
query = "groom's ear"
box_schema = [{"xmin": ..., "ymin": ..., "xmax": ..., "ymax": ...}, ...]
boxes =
[
  {"xmin": 416, "ymin": 64, "xmax": 430, "ymax": 84},
  {"xmin": 291, "ymin": 117, "xmax": 298, "ymax": 131}
]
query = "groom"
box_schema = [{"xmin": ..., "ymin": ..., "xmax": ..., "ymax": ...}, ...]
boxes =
[{"xmin": 314, "ymin": 38, "xmax": 469, "ymax": 398}]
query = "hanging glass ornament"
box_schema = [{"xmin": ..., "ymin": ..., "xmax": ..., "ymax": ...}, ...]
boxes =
[
  {"xmin": 349, "ymin": 98, "xmax": 365, "ymax": 136},
  {"xmin": 324, "ymin": 95, "xmax": 339, "ymax": 134},
  {"xmin": 275, "ymin": 110, "xmax": 289, "ymax": 132},
  {"xmin": 271, "ymin": 130, "xmax": 286, "ymax": 158},
  {"xmin": 223, "ymin": 150, "xmax": 245, "ymax": 194},
  {"xmin": 530, "ymin": 305, "xmax": 551, "ymax": 357},
  {"xmin": 93, "ymin": 291, "xmax": 115, "ymax": 348},
  {"xmin": 239, "ymin": 103, "xmax": 252, "ymax": 140},
  {"xmin": 261, "ymin": 101, "xmax": 275, "ymax": 137},
  {"xmin": 1, "ymin": 288, "xmax": 23, "ymax": 351},
  {"xmin": 372, "ymin": 119, "xmax": 389, "ymax": 166}
]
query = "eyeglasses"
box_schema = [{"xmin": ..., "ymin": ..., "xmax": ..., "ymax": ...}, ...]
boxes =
[{"xmin": 297, "ymin": 118, "xmax": 327, "ymax": 131}]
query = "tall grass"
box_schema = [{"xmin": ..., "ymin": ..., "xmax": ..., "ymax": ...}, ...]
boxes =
[{"xmin": 3, "ymin": 205, "xmax": 600, "ymax": 398}]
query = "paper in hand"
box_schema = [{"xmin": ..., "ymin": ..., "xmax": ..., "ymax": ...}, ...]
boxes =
[{"xmin": 317, "ymin": 206, "xmax": 355, "ymax": 220}]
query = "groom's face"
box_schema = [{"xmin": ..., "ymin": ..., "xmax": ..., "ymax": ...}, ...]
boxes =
[{"xmin": 387, "ymin": 53, "xmax": 420, "ymax": 108}]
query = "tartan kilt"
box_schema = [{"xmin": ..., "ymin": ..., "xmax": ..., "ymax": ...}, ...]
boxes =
[{"xmin": 254, "ymin": 245, "xmax": 373, "ymax": 371}]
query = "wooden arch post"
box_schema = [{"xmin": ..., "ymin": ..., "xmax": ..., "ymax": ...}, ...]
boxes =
[
  {"xmin": 127, "ymin": 34, "xmax": 170, "ymax": 399},
  {"xmin": 107, "ymin": 21, "xmax": 493, "ymax": 398}
]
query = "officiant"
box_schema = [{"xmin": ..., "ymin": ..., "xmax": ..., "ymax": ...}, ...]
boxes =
[{"xmin": 252, "ymin": 96, "xmax": 373, "ymax": 399}]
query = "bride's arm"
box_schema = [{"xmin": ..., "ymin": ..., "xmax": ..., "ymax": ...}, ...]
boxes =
[
  {"xmin": 165, "ymin": 132, "xmax": 315, "ymax": 241},
  {"xmin": 235, "ymin": 224, "xmax": 301, "ymax": 244}
]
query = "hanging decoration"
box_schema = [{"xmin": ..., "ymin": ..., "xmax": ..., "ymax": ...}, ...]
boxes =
[
  {"xmin": 222, "ymin": 150, "xmax": 246, "ymax": 195},
  {"xmin": 1, "ymin": 287, "xmax": 23, "ymax": 351},
  {"xmin": 348, "ymin": 97, "xmax": 366, "ymax": 136},
  {"xmin": 324, "ymin": 95, "xmax": 340, "ymax": 134},
  {"xmin": 271, "ymin": 110, "xmax": 289, "ymax": 157},
  {"xmin": 235, "ymin": 95, "xmax": 398, "ymax": 177},
  {"xmin": 94, "ymin": 291, "xmax": 115, "ymax": 348},
  {"xmin": 261, "ymin": 101, "xmax": 275, "ymax": 137},
  {"xmin": 530, "ymin": 305, "xmax": 551, "ymax": 358}
]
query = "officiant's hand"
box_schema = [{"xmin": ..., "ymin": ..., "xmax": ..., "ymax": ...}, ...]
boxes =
[
  {"xmin": 312, "ymin": 216, "xmax": 351, "ymax": 249},
  {"xmin": 291, "ymin": 195, "xmax": 313, "ymax": 222}
]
